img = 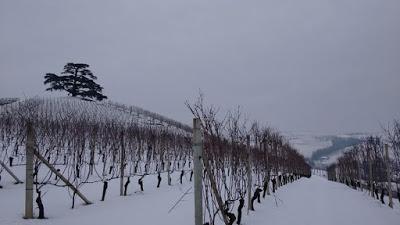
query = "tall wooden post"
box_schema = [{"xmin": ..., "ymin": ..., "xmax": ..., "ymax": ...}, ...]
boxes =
[
  {"xmin": 247, "ymin": 135, "xmax": 252, "ymax": 214},
  {"xmin": 167, "ymin": 156, "xmax": 171, "ymax": 186},
  {"xmin": 384, "ymin": 144, "xmax": 393, "ymax": 208},
  {"xmin": 266, "ymin": 142, "xmax": 270, "ymax": 195},
  {"xmin": 24, "ymin": 122, "xmax": 34, "ymax": 219},
  {"xmin": 367, "ymin": 148, "xmax": 374, "ymax": 197},
  {"xmin": 357, "ymin": 159, "xmax": 363, "ymax": 191},
  {"xmin": 120, "ymin": 131, "xmax": 125, "ymax": 196},
  {"xmin": 193, "ymin": 118, "xmax": 203, "ymax": 225}
]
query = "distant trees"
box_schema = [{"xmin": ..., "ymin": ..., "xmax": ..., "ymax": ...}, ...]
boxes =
[
  {"xmin": 44, "ymin": 63, "xmax": 107, "ymax": 101},
  {"xmin": 385, "ymin": 120, "xmax": 400, "ymax": 202},
  {"xmin": 328, "ymin": 119, "xmax": 400, "ymax": 207}
]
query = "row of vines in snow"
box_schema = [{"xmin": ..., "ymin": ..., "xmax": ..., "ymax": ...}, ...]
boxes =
[
  {"xmin": 0, "ymin": 97, "xmax": 192, "ymax": 211},
  {"xmin": 186, "ymin": 95, "xmax": 311, "ymax": 225},
  {"xmin": 0, "ymin": 96, "xmax": 311, "ymax": 225},
  {"xmin": 327, "ymin": 120, "xmax": 400, "ymax": 208}
]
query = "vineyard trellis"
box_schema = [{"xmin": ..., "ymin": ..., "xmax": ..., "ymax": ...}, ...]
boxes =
[
  {"xmin": 0, "ymin": 96, "xmax": 311, "ymax": 225},
  {"xmin": 327, "ymin": 121, "xmax": 400, "ymax": 209},
  {"xmin": 186, "ymin": 95, "xmax": 311, "ymax": 225}
]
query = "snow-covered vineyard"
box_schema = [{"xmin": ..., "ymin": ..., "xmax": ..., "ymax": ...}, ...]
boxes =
[
  {"xmin": 0, "ymin": 97, "xmax": 312, "ymax": 225},
  {"xmin": 1, "ymin": 168, "xmax": 400, "ymax": 225},
  {"xmin": 0, "ymin": 97, "xmax": 399, "ymax": 225}
]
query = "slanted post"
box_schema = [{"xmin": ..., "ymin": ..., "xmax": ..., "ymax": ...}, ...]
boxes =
[
  {"xmin": 33, "ymin": 150, "xmax": 92, "ymax": 205},
  {"xmin": 247, "ymin": 135, "xmax": 252, "ymax": 214},
  {"xmin": 193, "ymin": 118, "xmax": 203, "ymax": 225},
  {"xmin": 0, "ymin": 160, "xmax": 23, "ymax": 184},
  {"xmin": 385, "ymin": 144, "xmax": 393, "ymax": 208},
  {"xmin": 24, "ymin": 122, "xmax": 34, "ymax": 219}
]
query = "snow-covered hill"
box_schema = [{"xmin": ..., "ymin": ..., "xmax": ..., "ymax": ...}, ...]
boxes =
[
  {"xmin": 285, "ymin": 132, "xmax": 333, "ymax": 158},
  {"xmin": 0, "ymin": 96, "xmax": 192, "ymax": 133},
  {"xmin": 286, "ymin": 132, "xmax": 368, "ymax": 167}
]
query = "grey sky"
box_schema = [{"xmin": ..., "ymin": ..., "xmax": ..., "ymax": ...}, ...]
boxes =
[{"xmin": 1, "ymin": 0, "xmax": 399, "ymax": 134}]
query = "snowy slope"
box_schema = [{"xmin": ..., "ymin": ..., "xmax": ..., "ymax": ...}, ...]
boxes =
[
  {"xmin": 247, "ymin": 175, "xmax": 400, "ymax": 225},
  {"xmin": 1, "ymin": 167, "xmax": 399, "ymax": 225},
  {"xmin": 0, "ymin": 96, "xmax": 192, "ymax": 133},
  {"xmin": 285, "ymin": 132, "xmax": 332, "ymax": 158},
  {"xmin": 286, "ymin": 132, "xmax": 368, "ymax": 167}
]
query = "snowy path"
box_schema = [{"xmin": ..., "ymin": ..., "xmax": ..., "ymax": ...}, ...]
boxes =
[
  {"xmin": 1, "ymin": 171, "xmax": 400, "ymax": 225},
  {"xmin": 247, "ymin": 175, "xmax": 400, "ymax": 225}
]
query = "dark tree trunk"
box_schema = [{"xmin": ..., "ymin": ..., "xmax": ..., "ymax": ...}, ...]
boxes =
[
  {"xmin": 109, "ymin": 166, "xmax": 113, "ymax": 174},
  {"xmin": 36, "ymin": 190, "xmax": 45, "ymax": 219},
  {"xmin": 76, "ymin": 165, "xmax": 80, "ymax": 178},
  {"xmin": 237, "ymin": 198, "xmax": 244, "ymax": 224},
  {"xmin": 101, "ymin": 181, "xmax": 108, "ymax": 201},
  {"xmin": 262, "ymin": 180, "xmax": 268, "ymax": 198},
  {"xmin": 397, "ymin": 187, "xmax": 400, "ymax": 204},
  {"xmin": 71, "ymin": 191, "xmax": 76, "ymax": 209},
  {"xmin": 272, "ymin": 179, "xmax": 276, "ymax": 193},
  {"xmin": 9, "ymin": 157, "xmax": 13, "ymax": 167},
  {"xmin": 138, "ymin": 178, "xmax": 144, "ymax": 191},
  {"xmin": 226, "ymin": 211, "xmax": 236, "ymax": 225},
  {"xmin": 157, "ymin": 173, "xmax": 162, "ymax": 188},
  {"xmin": 250, "ymin": 188, "xmax": 262, "ymax": 211},
  {"xmin": 180, "ymin": 170, "xmax": 184, "ymax": 184},
  {"xmin": 190, "ymin": 170, "xmax": 193, "ymax": 182},
  {"xmin": 124, "ymin": 177, "xmax": 130, "ymax": 196}
]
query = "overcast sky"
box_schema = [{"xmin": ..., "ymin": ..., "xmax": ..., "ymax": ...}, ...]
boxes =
[{"xmin": 1, "ymin": 0, "xmax": 399, "ymax": 134}]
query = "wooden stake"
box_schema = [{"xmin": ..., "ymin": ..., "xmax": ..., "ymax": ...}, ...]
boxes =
[
  {"xmin": 0, "ymin": 160, "xmax": 23, "ymax": 184},
  {"xmin": 33, "ymin": 149, "xmax": 92, "ymax": 205},
  {"xmin": 24, "ymin": 122, "xmax": 34, "ymax": 219},
  {"xmin": 367, "ymin": 148, "xmax": 374, "ymax": 197},
  {"xmin": 193, "ymin": 118, "xmax": 203, "ymax": 225},
  {"xmin": 120, "ymin": 131, "xmax": 125, "ymax": 196},
  {"xmin": 385, "ymin": 144, "xmax": 393, "ymax": 208},
  {"xmin": 247, "ymin": 135, "xmax": 252, "ymax": 215}
]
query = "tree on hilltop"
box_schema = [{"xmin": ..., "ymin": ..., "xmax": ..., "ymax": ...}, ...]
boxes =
[{"xmin": 44, "ymin": 63, "xmax": 107, "ymax": 101}]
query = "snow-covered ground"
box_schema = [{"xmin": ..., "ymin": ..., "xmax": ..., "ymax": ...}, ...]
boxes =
[
  {"xmin": 1, "ymin": 167, "xmax": 399, "ymax": 225},
  {"xmin": 247, "ymin": 175, "xmax": 400, "ymax": 225}
]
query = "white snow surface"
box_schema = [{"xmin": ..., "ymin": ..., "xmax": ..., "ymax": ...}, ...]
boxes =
[{"xmin": 1, "ymin": 168, "xmax": 399, "ymax": 225}]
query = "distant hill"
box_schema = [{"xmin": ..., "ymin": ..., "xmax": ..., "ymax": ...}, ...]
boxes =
[
  {"xmin": 311, "ymin": 136, "xmax": 362, "ymax": 161},
  {"xmin": 286, "ymin": 132, "xmax": 367, "ymax": 168}
]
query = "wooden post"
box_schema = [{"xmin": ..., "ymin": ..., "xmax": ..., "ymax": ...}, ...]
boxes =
[
  {"xmin": 120, "ymin": 131, "xmax": 125, "ymax": 196},
  {"xmin": 24, "ymin": 122, "xmax": 34, "ymax": 219},
  {"xmin": 89, "ymin": 136, "xmax": 95, "ymax": 175},
  {"xmin": 167, "ymin": 156, "xmax": 171, "ymax": 186},
  {"xmin": 357, "ymin": 160, "xmax": 363, "ymax": 191},
  {"xmin": 193, "ymin": 118, "xmax": 203, "ymax": 225},
  {"xmin": 385, "ymin": 144, "xmax": 393, "ymax": 208},
  {"xmin": 367, "ymin": 148, "xmax": 374, "ymax": 197},
  {"xmin": 247, "ymin": 135, "xmax": 252, "ymax": 214},
  {"xmin": 0, "ymin": 160, "xmax": 23, "ymax": 184},
  {"xmin": 201, "ymin": 141, "xmax": 229, "ymax": 224},
  {"xmin": 266, "ymin": 142, "xmax": 270, "ymax": 195}
]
